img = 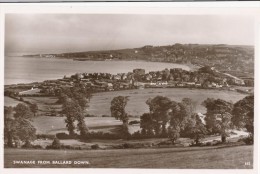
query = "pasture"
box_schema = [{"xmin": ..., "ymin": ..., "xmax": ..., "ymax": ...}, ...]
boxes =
[
  {"xmin": 88, "ymin": 88, "xmax": 247, "ymax": 116},
  {"xmin": 4, "ymin": 145, "xmax": 253, "ymax": 168},
  {"xmin": 23, "ymin": 96, "xmax": 61, "ymax": 116},
  {"xmin": 32, "ymin": 116, "xmax": 140, "ymax": 134},
  {"xmin": 5, "ymin": 88, "xmax": 247, "ymax": 117},
  {"xmin": 4, "ymin": 96, "xmax": 23, "ymax": 107}
]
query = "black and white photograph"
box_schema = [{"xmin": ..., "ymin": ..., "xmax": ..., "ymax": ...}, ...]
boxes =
[{"xmin": 1, "ymin": 2, "xmax": 258, "ymax": 172}]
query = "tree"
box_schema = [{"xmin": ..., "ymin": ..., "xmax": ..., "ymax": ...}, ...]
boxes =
[
  {"xmin": 60, "ymin": 84, "xmax": 91, "ymax": 138},
  {"xmin": 110, "ymin": 96, "xmax": 129, "ymax": 123},
  {"xmin": 14, "ymin": 103, "xmax": 33, "ymax": 119},
  {"xmin": 188, "ymin": 114, "xmax": 207, "ymax": 145},
  {"xmin": 4, "ymin": 105, "xmax": 36, "ymax": 147},
  {"xmin": 146, "ymin": 96, "xmax": 172, "ymax": 136},
  {"xmin": 168, "ymin": 99, "xmax": 194, "ymax": 144},
  {"xmin": 140, "ymin": 113, "xmax": 155, "ymax": 136},
  {"xmin": 62, "ymin": 98, "xmax": 89, "ymax": 137},
  {"xmin": 77, "ymin": 114, "xmax": 89, "ymax": 137},
  {"xmin": 110, "ymin": 96, "xmax": 129, "ymax": 137},
  {"xmin": 62, "ymin": 99, "xmax": 78, "ymax": 136},
  {"xmin": 51, "ymin": 137, "xmax": 61, "ymax": 149},
  {"xmin": 4, "ymin": 106, "xmax": 15, "ymax": 147},
  {"xmin": 30, "ymin": 103, "xmax": 38, "ymax": 116},
  {"xmin": 203, "ymin": 98, "xmax": 233, "ymax": 143},
  {"xmin": 232, "ymin": 95, "xmax": 254, "ymax": 136}
]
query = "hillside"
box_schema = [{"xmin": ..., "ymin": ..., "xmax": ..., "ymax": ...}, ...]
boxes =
[
  {"xmin": 5, "ymin": 145, "xmax": 253, "ymax": 168},
  {"xmin": 25, "ymin": 44, "xmax": 254, "ymax": 78}
]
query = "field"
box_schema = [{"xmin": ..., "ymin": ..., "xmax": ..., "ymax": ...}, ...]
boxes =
[
  {"xmin": 4, "ymin": 96, "xmax": 23, "ymax": 107},
  {"xmin": 32, "ymin": 116, "xmax": 140, "ymax": 134},
  {"xmin": 88, "ymin": 88, "xmax": 247, "ymax": 116},
  {"xmin": 23, "ymin": 96, "xmax": 61, "ymax": 116},
  {"xmin": 4, "ymin": 145, "xmax": 253, "ymax": 168},
  {"xmin": 5, "ymin": 88, "xmax": 248, "ymax": 135},
  {"xmin": 5, "ymin": 88, "xmax": 247, "ymax": 117}
]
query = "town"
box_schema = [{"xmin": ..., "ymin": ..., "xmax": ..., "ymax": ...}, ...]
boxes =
[{"xmin": 5, "ymin": 66, "xmax": 253, "ymax": 98}]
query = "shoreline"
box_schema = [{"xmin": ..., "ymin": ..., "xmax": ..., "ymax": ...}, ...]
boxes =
[{"xmin": 5, "ymin": 58, "xmax": 196, "ymax": 86}]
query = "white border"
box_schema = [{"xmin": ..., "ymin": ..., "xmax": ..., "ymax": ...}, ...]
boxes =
[{"xmin": 0, "ymin": 2, "xmax": 259, "ymax": 174}]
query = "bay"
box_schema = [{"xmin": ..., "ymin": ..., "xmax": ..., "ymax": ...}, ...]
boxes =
[{"xmin": 5, "ymin": 56, "xmax": 191, "ymax": 85}]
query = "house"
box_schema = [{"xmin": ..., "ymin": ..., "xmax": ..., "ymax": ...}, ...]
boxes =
[
  {"xmin": 122, "ymin": 74, "xmax": 128, "ymax": 80},
  {"xmin": 113, "ymin": 74, "xmax": 121, "ymax": 80},
  {"xmin": 133, "ymin": 68, "xmax": 145, "ymax": 76},
  {"xmin": 145, "ymin": 74, "xmax": 152, "ymax": 81},
  {"xmin": 134, "ymin": 82, "xmax": 146, "ymax": 89}
]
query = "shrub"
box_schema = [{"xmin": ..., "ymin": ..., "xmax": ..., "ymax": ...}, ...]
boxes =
[
  {"xmin": 189, "ymin": 141, "xmax": 203, "ymax": 147},
  {"xmin": 112, "ymin": 144, "xmax": 124, "ymax": 149},
  {"xmin": 123, "ymin": 143, "xmax": 134, "ymax": 149},
  {"xmin": 129, "ymin": 120, "xmax": 140, "ymax": 125},
  {"xmin": 22, "ymin": 140, "xmax": 33, "ymax": 148},
  {"xmin": 45, "ymin": 145, "xmax": 53, "ymax": 149},
  {"xmin": 37, "ymin": 134, "xmax": 55, "ymax": 140},
  {"xmin": 56, "ymin": 132, "xmax": 72, "ymax": 139},
  {"xmin": 85, "ymin": 114, "xmax": 97, "ymax": 117},
  {"xmin": 91, "ymin": 144, "xmax": 100, "ymax": 149},
  {"xmin": 122, "ymin": 143, "xmax": 144, "ymax": 149},
  {"xmin": 240, "ymin": 136, "xmax": 253, "ymax": 145},
  {"xmin": 85, "ymin": 131, "xmax": 121, "ymax": 140},
  {"xmin": 205, "ymin": 142, "xmax": 214, "ymax": 146},
  {"xmin": 157, "ymin": 140, "xmax": 172, "ymax": 146},
  {"xmin": 33, "ymin": 145, "xmax": 43, "ymax": 149},
  {"xmin": 101, "ymin": 115, "xmax": 110, "ymax": 117},
  {"xmin": 51, "ymin": 138, "xmax": 61, "ymax": 149}
]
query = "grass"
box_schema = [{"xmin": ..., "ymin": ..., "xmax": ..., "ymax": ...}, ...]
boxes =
[
  {"xmin": 4, "ymin": 145, "xmax": 253, "ymax": 168},
  {"xmin": 88, "ymin": 88, "xmax": 247, "ymax": 116},
  {"xmin": 5, "ymin": 88, "xmax": 247, "ymax": 117},
  {"xmin": 23, "ymin": 96, "xmax": 62, "ymax": 116},
  {"xmin": 4, "ymin": 96, "xmax": 23, "ymax": 107},
  {"xmin": 32, "ymin": 116, "xmax": 140, "ymax": 134},
  {"xmin": 19, "ymin": 88, "xmax": 41, "ymax": 95}
]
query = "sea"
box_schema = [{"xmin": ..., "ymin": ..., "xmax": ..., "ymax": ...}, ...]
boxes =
[{"xmin": 5, "ymin": 56, "xmax": 191, "ymax": 85}]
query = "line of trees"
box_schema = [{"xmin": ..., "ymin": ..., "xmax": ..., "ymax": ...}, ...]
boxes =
[
  {"xmin": 110, "ymin": 94, "xmax": 254, "ymax": 144},
  {"xmin": 4, "ymin": 91, "xmax": 253, "ymax": 147},
  {"xmin": 58, "ymin": 83, "xmax": 91, "ymax": 138}
]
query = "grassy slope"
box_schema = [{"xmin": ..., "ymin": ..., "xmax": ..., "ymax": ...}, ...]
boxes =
[
  {"xmin": 4, "ymin": 145, "xmax": 253, "ymax": 168},
  {"xmin": 32, "ymin": 116, "xmax": 140, "ymax": 134}
]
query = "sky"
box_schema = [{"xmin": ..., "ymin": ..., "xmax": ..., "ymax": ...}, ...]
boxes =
[{"xmin": 5, "ymin": 14, "xmax": 255, "ymax": 55}]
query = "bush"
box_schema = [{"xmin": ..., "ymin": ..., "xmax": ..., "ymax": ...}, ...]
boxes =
[
  {"xmin": 122, "ymin": 143, "xmax": 144, "ymax": 149},
  {"xmin": 157, "ymin": 140, "xmax": 172, "ymax": 146},
  {"xmin": 61, "ymin": 145, "xmax": 82, "ymax": 150},
  {"xmin": 86, "ymin": 131, "xmax": 121, "ymax": 140},
  {"xmin": 240, "ymin": 136, "xmax": 253, "ymax": 145},
  {"xmin": 122, "ymin": 143, "xmax": 134, "ymax": 149},
  {"xmin": 205, "ymin": 142, "xmax": 214, "ymax": 146},
  {"xmin": 51, "ymin": 138, "xmax": 61, "ymax": 149},
  {"xmin": 37, "ymin": 134, "xmax": 55, "ymax": 140},
  {"xmin": 56, "ymin": 133, "xmax": 72, "ymax": 140},
  {"xmin": 129, "ymin": 120, "xmax": 140, "ymax": 125},
  {"xmin": 91, "ymin": 144, "xmax": 100, "ymax": 149},
  {"xmin": 33, "ymin": 145, "xmax": 43, "ymax": 149},
  {"xmin": 101, "ymin": 115, "xmax": 110, "ymax": 117},
  {"xmin": 189, "ymin": 141, "xmax": 203, "ymax": 147},
  {"xmin": 22, "ymin": 140, "xmax": 33, "ymax": 148},
  {"xmin": 85, "ymin": 114, "xmax": 97, "ymax": 117}
]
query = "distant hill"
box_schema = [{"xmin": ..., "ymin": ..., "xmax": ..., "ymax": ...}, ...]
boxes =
[{"xmin": 24, "ymin": 43, "xmax": 254, "ymax": 78}]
